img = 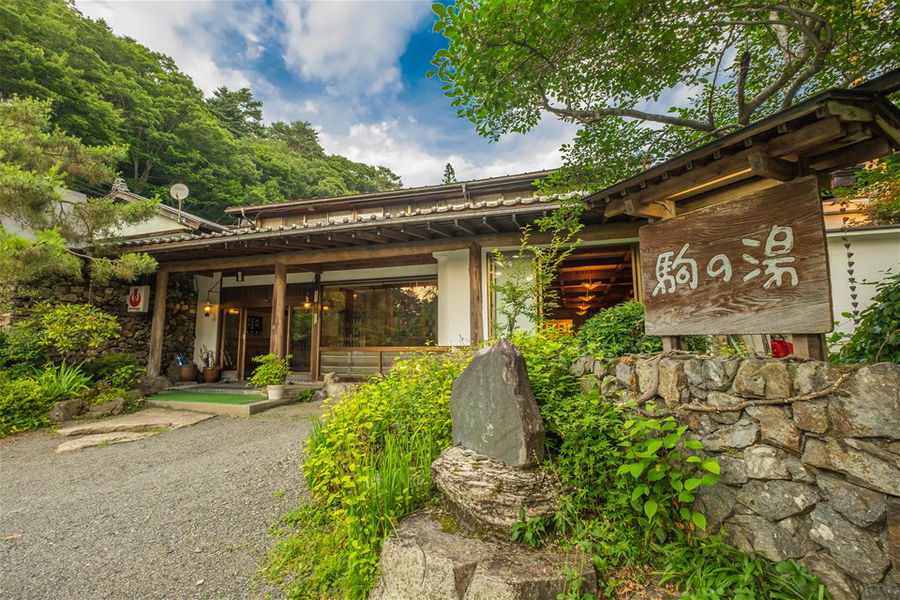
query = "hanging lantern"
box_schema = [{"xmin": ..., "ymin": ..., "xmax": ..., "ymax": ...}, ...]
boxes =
[
  {"xmin": 203, "ymin": 301, "xmax": 213, "ymax": 317},
  {"xmin": 303, "ymin": 295, "xmax": 312, "ymax": 310}
]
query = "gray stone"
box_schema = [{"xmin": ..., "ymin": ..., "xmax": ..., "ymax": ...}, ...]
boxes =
[
  {"xmin": 615, "ymin": 359, "xmax": 636, "ymax": 391},
  {"xmin": 138, "ymin": 374, "xmax": 170, "ymax": 396},
  {"xmin": 55, "ymin": 431, "xmax": 160, "ymax": 453},
  {"xmin": 793, "ymin": 399, "xmax": 829, "ymax": 434},
  {"xmin": 809, "ymin": 504, "xmax": 890, "ymax": 584},
  {"xmin": 802, "ymin": 438, "xmax": 900, "ymax": 496},
  {"xmin": 745, "ymin": 445, "xmax": 792, "ymax": 479},
  {"xmin": 571, "ymin": 356, "xmax": 595, "ymax": 378},
  {"xmin": 736, "ymin": 480, "xmax": 819, "ymax": 520},
  {"xmin": 56, "ymin": 408, "xmax": 214, "ymax": 437},
  {"xmin": 48, "ymin": 398, "xmax": 86, "ymax": 423},
  {"xmin": 369, "ymin": 512, "xmax": 497, "ymax": 600},
  {"xmin": 719, "ymin": 456, "xmax": 749, "ymax": 485},
  {"xmin": 695, "ymin": 484, "xmax": 738, "ymax": 534},
  {"xmin": 786, "ymin": 454, "xmax": 816, "ymax": 483},
  {"xmin": 700, "ymin": 416, "xmax": 759, "ymax": 451},
  {"xmin": 746, "ymin": 405, "xmax": 801, "ymax": 452},
  {"xmin": 800, "ymin": 551, "xmax": 860, "ymax": 600},
  {"xmin": 702, "ymin": 357, "xmax": 741, "ymax": 391},
  {"xmin": 658, "ymin": 358, "xmax": 687, "ymax": 405},
  {"xmin": 684, "ymin": 358, "xmax": 704, "ymax": 389},
  {"xmin": 733, "ymin": 359, "xmax": 791, "ymax": 399},
  {"xmin": 830, "ymin": 364, "xmax": 900, "ymax": 440},
  {"xmin": 449, "ymin": 339, "xmax": 544, "ymax": 467},
  {"xmin": 861, "ymin": 583, "xmax": 900, "ymax": 600},
  {"xmin": 888, "ymin": 499, "xmax": 900, "ymax": 583},
  {"xmin": 369, "ymin": 511, "xmax": 596, "ymax": 600},
  {"xmin": 817, "ymin": 472, "xmax": 887, "ymax": 527},
  {"xmin": 725, "ymin": 513, "xmax": 813, "ymax": 562},
  {"xmin": 85, "ymin": 397, "xmax": 126, "ymax": 419},
  {"xmin": 634, "ymin": 357, "xmax": 659, "ymax": 397},
  {"xmin": 792, "ymin": 362, "xmax": 842, "ymax": 395},
  {"xmin": 432, "ymin": 446, "xmax": 561, "ymax": 531},
  {"xmin": 704, "ymin": 392, "xmax": 743, "ymax": 424}
]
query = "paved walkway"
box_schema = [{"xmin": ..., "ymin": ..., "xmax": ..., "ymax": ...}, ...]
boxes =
[{"xmin": 0, "ymin": 402, "xmax": 322, "ymax": 600}]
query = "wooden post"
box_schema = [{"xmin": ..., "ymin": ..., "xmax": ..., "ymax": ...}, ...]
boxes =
[
  {"xmin": 310, "ymin": 274, "xmax": 322, "ymax": 382},
  {"xmin": 469, "ymin": 242, "xmax": 483, "ymax": 346},
  {"xmin": 270, "ymin": 262, "xmax": 287, "ymax": 356},
  {"xmin": 792, "ymin": 334, "xmax": 827, "ymax": 361},
  {"xmin": 147, "ymin": 270, "xmax": 168, "ymax": 376},
  {"xmin": 653, "ymin": 204, "xmax": 684, "ymax": 352}
]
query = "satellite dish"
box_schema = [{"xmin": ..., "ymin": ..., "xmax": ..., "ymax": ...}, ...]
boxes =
[{"xmin": 169, "ymin": 183, "xmax": 189, "ymax": 201}]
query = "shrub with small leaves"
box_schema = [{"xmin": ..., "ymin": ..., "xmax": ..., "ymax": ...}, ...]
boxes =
[
  {"xmin": 829, "ymin": 271, "xmax": 899, "ymax": 364},
  {"xmin": 0, "ymin": 374, "xmax": 52, "ymax": 436}
]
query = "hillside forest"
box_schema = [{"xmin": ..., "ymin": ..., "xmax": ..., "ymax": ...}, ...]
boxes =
[{"xmin": 0, "ymin": 0, "xmax": 402, "ymax": 220}]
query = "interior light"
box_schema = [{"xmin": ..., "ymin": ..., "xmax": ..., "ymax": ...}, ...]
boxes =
[
  {"xmin": 582, "ymin": 280, "xmax": 601, "ymax": 291},
  {"xmin": 227, "ymin": 308, "xmax": 240, "ymax": 315},
  {"xmin": 303, "ymin": 295, "xmax": 312, "ymax": 310}
]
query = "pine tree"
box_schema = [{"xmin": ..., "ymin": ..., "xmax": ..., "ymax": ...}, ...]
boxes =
[{"xmin": 442, "ymin": 163, "xmax": 458, "ymax": 184}]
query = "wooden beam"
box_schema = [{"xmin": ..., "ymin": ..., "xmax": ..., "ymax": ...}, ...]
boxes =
[
  {"xmin": 147, "ymin": 270, "xmax": 168, "ymax": 376},
  {"xmin": 624, "ymin": 198, "xmax": 675, "ymax": 219},
  {"xmin": 481, "ymin": 216, "xmax": 499, "ymax": 233},
  {"xmin": 427, "ymin": 223, "xmax": 453, "ymax": 238},
  {"xmin": 747, "ymin": 151, "xmax": 797, "ymax": 181},
  {"xmin": 352, "ymin": 230, "xmax": 389, "ymax": 244},
  {"xmin": 807, "ymin": 137, "xmax": 892, "ymax": 172},
  {"xmin": 269, "ymin": 262, "xmax": 287, "ymax": 356},
  {"xmin": 469, "ymin": 242, "xmax": 483, "ymax": 346},
  {"xmin": 455, "ymin": 219, "xmax": 477, "ymax": 236},
  {"xmin": 792, "ymin": 334, "xmax": 826, "ymax": 361},
  {"xmin": 310, "ymin": 274, "xmax": 322, "ymax": 382},
  {"xmin": 377, "ymin": 227, "xmax": 411, "ymax": 242},
  {"xmin": 158, "ymin": 223, "xmax": 640, "ymax": 274}
]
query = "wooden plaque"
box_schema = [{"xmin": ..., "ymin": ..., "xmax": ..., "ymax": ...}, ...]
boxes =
[{"xmin": 639, "ymin": 176, "xmax": 832, "ymax": 335}]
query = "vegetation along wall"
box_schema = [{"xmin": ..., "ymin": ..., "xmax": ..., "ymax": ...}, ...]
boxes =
[{"xmin": 574, "ymin": 354, "xmax": 899, "ymax": 600}]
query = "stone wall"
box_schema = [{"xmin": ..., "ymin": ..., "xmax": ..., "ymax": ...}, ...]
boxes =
[
  {"xmin": 12, "ymin": 274, "xmax": 198, "ymax": 372},
  {"xmin": 573, "ymin": 354, "xmax": 900, "ymax": 600}
]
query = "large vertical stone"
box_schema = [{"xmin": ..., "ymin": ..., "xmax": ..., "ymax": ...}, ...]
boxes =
[
  {"xmin": 829, "ymin": 364, "xmax": 900, "ymax": 440},
  {"xmin": 449, "ymin": 338, "xmax": 544, "ymax": 467},
  {"xmin": 809, "ymin": 505, "xmax": 891, "ymax": 584}
]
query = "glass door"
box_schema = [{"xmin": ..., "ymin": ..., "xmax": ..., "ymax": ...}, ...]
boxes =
[
  {"xmin": 220, "ymin": 308, "xmax": 242, "ymax": 372},
  {"xmin": 288, "ymin": 305, "xmax": 314, "ymax": 372}
]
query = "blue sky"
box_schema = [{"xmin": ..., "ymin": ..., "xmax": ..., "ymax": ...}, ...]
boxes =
[{"xmin": 75, "ymin": 0, "xmax": 578, "ymax": 187}]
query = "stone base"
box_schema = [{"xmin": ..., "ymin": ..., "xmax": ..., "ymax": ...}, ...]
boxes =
[
  {"xmin": 432, "ymin": 445, "xmax": 562, "ymax": 532},
  {"xmin": 369, "ymin": 511, "xmax": 596, "ymax": 600}
]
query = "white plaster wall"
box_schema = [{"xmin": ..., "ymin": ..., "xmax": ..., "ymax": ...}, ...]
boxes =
[
  {"xmin": 433, "ymin": 249, "xmax": 471, "ymax": 346},
  {"xmin": 827, "ymin": 227, "xmax": 900, "ymax": 334},
  {"xmin": 193, "ymin": 273, "xmax": 221, "ymax": 366}
]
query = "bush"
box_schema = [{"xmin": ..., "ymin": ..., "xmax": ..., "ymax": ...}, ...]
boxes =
[
  {"xmin": 0, "ymin": 374, "xmax": 52, "ymax": 436},
  {"xmin": 0, "ymin": 324, "xmax": 51, "ymax": 374},
  {"xmin": 33, "ymin": 363, "xmax": 91, "ymax": 401},
  {"xmin": 82, "ymin": 351, "xmax": 144, "ymax": 388},
  {"xmin": 31, "ymin": 303, "xmax": 121, "ymax": 363},
  {"xmin": 576, "ymin": 301, "xmax": 710, "ymax": 358},
  {"xmin": 248, "ymin": 353, "xmax": 292, "ymax": 388},
  {"xmin": 830, "ymin": 271, "xmax": 899, "ymax": 363}
]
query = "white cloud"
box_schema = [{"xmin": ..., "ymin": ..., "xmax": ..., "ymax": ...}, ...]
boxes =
[
  {"xmin": 276, "ymin": 0, "xmax": 430, "ymax": 96},
  {"xmin": 74, "ymin": 0, "xmax": 263, "ymax": 93},
  {"xmin": 320, "ymin": 117, "xmax": 577, "ymax": 187}
]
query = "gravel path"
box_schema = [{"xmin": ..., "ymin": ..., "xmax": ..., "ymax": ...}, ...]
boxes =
[{"xmin": 0, "ymin": 401, "xmax": 323, "ymax": 600}]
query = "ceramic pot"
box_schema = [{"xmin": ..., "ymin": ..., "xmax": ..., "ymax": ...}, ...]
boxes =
[
  {"xmin": 202, "ymin": 367, "xmax": 221, "ymax": 383},
  {"xmin": 267, "ymin": 384, "xmax": 286, "ymax": 401},
  {"xmin": 177, "ymin": 364, "xmax": 198, "ymax": 382}
]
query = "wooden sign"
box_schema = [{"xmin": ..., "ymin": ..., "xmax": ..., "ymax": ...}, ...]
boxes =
[
  {"xmin": 126, "ymin": 285, "xmax": 150, "ymax": 313},
  {"xmin": 639, "ymin": 176, "xmax": 832, "ymax": 335}
]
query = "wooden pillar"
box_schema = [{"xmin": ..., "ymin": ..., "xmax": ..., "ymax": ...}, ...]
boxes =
[
  {"xmin": 469, "ymin": 242, "xmax": 483, "ymax": 345},
  {"xmin": 147, "ymin": 270, "xmax": 169, "ymax": 376},
  {"xmin": 655, "ymin": 205, "xmax": 684, "ymax": 352},
  {"xmin": 310, "ymin": 274, "xmax": 322, "ymax": 382},
  {"xmin": 792, "ymin": 334, "xmax": 827, "ymax": 361},
  {"xmin": 269, "ymin": 262, "xmax": 287, "ymax": 356}
]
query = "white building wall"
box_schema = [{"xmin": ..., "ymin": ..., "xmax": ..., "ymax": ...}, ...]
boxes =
[
  {"xmin": 193, "ymin": 274, "xmax": 221, "ymax": 366},
  {"xmin": 433, "ymin": 249, "xmax": 471, "ymax": 346},
  {"xmin": 827, "ymin": 227, "xmax": 900, "ymax": 334}
]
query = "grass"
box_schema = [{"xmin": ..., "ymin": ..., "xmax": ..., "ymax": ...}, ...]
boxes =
[{"xmin": 149, "ymin": 391, "xmax": 262, "ymax": 405}]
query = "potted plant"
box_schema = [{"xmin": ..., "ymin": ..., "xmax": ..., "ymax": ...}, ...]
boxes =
[
  {"xmin": 248, "ymin": 353, "xmax": 292, "ymax": 400},
  {"xmin": 200, "ymin": 347, "xmax": 220, "ymax": 383}
]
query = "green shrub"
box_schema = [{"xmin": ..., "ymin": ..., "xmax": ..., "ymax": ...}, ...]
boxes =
[
  {"xmin": 34, "ymin": 363, "xmax": 91, "ymax": 401},
  {"xmin": 576, "ymin": 301, "xmax": 710, "ymax": 358},
  {"xmin": 248, "ymin": 353, "xmax": 292, "ymax": 387},
  {"xmin": 0, "ymin": 324, "xmax": 51, "ymax": 373},
  {"xmin": 82, "ymin": 351, "xmax": 144, "ymax": 388},
  {"xmin": 510, "ymin": 329, "xmax": 580, "ymax": 409},
  {"xmin": 830, "ymin": 271, "xmax": 899, "ymax": 363},
  {"xmin": 30, "ymin": 303, "xmax": 121, "ymax": 363},
  {"xmin": 0, "ymin": 374, "xmax": 52, "ymax": 436}
]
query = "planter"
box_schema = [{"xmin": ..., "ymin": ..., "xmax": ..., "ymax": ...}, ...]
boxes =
[
  {"xmin": 202, "ymin": 367, "xmax": 221, "ymax": 383},
  {"xmin": 177, "ymin": 364, "xmax": 198, "ymax": 382},
  {"xmin": 267, "ymin": 384, "xmax": 286, "ymax": 401}
]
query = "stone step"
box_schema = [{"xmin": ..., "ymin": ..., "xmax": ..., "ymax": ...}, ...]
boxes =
[
  {"xmin": 55, "ymin": 431, "xmax": 160, "ymax": 453},
  {"xmin": 56, "ymin": 408, "xmax": 214, "ymax": 437}
]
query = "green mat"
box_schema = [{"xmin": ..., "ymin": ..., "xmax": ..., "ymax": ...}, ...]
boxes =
[{"xmin": 149, "ymin": 391, "xmax": 263, "ymax": 405}]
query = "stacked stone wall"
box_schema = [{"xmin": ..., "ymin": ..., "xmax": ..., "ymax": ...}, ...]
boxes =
[
  {"xmin": 574, "ymin": 354, "xmax": 900, "ymax": 600},
  {"xmin": 10, "ymin": 274, "xmax": 197, "ymax": 372}
]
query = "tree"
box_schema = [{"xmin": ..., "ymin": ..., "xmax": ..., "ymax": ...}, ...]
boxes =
[
  {"xmin": 269, "ymin": 120, "xmax": 325, "ymax": 157},
  {"xmin": 442, "ymin": 162, "xmax": 457, "ymax": 184},
  {"xmin": 430, "ymin": 0, "xmax": 899, "ymax": 191},
  {"xmin": 206, "ymin": 86, "xmax": 265, "ymax": 138},
  {"xmin": 0, "ymin": 97, "xmax": 157, "ymax": 304}
]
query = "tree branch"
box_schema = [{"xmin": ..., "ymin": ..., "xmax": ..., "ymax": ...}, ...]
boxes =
[{"xmin": 540, "ymin": 98, "xmax": 715, "ymax": 132}]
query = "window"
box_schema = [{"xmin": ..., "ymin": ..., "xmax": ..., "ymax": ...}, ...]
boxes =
[{"xmin": 321, "ymin": 280, "xmax": 438, "ymax": 347}]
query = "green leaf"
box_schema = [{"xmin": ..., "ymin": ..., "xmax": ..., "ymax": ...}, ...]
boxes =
[
  {"xmin": 684, "ymin": 478, "xmax": 703, "ymax": 491},
  {"xmin": 684, "ymin": 440, "xmax": 704, "ymax": 449},
  {"xmin": 677, "ymin": 491, "xmax": 694, "ymax": 503},
  {"xmin": 691, "ymin": 512, "xmax": 707, "ymax": 530},
  {"xmin": 701, "ymin": 459, "xmax": 720, "ymax": 474},
  {"xmin": 644, "ymin": 500, "xmax": 658, "ymax": 520}
]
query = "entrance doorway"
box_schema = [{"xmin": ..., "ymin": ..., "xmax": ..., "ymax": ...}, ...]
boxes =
[{"xmin": 242, "ymin": 308, "xmax": 270, "ymax": 376}]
